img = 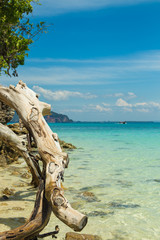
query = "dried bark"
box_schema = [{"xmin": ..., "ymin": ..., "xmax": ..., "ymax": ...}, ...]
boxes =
[
  {"xmin": 0, "ymin": 122, "xmax": 41, "ymax": 187},
  {"xmin": 0, "ymin": 180, "xmax": 52, "ymax": 240},
  {"xmin": 0, "ymin": 81, "xmax": 87, "ymax": 239}
]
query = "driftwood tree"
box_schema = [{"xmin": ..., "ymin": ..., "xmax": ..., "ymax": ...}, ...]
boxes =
[{"xmin": 0, "ymin": 80, "xmax": 88, "ymax": 239}]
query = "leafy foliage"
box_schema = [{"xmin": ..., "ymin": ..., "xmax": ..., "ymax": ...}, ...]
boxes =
[{"xmin": 0, "ymin": 0, "xmax": 46, "ymax": 76}]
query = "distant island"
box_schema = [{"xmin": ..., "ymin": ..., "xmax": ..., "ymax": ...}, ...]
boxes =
[
  {"xmin": 10, "ymin": 111, "xmax": 73, "ymax": 123},
  {"xmin": 44, "ymin": 111, "xmax": 73, "ymax": 123}
]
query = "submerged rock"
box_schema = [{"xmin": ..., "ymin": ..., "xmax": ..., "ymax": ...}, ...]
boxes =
[
  {"xmin": 153, "ymin": 179, "xmax": 160, "ymax": 183},
  {"xmin": 107, "ymin": 200, "xmax": 140, "ymax": 209},
  {"xmin": 59, "ymin": 139, "xmax": 76, "ymax": 150},
  {"xmin": 80, "ymin": 186, "xmax": 94, "ymax": 191},
  {"xmin": 116, "ymin": 180, "xmax": 133, "ymax": 188},
  {"xmin": 65, "ymin": 232, "xmax": 102, "ymax": 240},
  {"xmin": 71, "ymin": 201, "xmax": 84, "ymax": 210},
  {"xmin": 79, "ymin": 191, "xmax": 100, "ymax": 202},
  {"xmin": 87, "ymin": 210, "xmax": 114, "ymax": 217}
]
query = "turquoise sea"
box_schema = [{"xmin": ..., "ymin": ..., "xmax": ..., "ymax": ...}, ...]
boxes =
[{"xmin": 49, "ymin": 122, "xmax": 160, "ymax": 240}]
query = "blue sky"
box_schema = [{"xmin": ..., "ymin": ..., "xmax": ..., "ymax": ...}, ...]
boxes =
[{"xmin": 2, "ymin": 0, "xmax": 160, "ymax": 121}]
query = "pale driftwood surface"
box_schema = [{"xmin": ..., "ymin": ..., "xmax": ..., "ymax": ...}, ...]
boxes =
[
  {"xmin": 0, "ymin": 180, "xmax": 52, "ymax": 240},
  {"xmin": 0, "ymin": 123, "xmax": 41, "ymax": 187},
  {"xmin": 0, "ymin": 81, "xmax": 87, "ymax": 239}
]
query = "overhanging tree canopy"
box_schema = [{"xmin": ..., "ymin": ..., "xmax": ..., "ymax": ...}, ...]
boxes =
[{"xmin": 0, "ymin": 0, "xmax": 45, "ymax": 76}]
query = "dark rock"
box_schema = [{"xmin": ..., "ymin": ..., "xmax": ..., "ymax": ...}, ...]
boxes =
[
  {"xmin": 0, "ymin": 143, "xmax": 19, "ymax": 165},
  {"xmin": 108, "ymin": 201, "xmax": 140, "ymax": 209},
  {"xmin": 21, "ymin": 172, "xmax": 31, "ymax": 179},
  {"xmin": 71, "ymin": 201, "xmax": 84, "ymax": 210},
  {"xmin": 154, "ymin": 179, "xmax": 160, "ymax": 183},
  {"xmin": 2, "ymin": 195, "xmax": 9, "ymax": 200},
  {"xmin": 79, "ymin": 191, "xmax": 100, "ymax": 202},
  {"xmin": 0, "ymin": 101, "xmax": 15, "ymax": 124},
  {"xmin": 80, "ymin": 186, "xmax": 94, "ymax": 191},
  {"xmin": 80, "ymin": 183, "xmax": 110, "ymax": 192},
  {"xmin": 8, "ymin": 123, "xmax": 28, "ymax": 135},
  {"xmin": 87, "ymin": 210, "xmax": 114, "ymax": 217},
  {"xmin": 2, "ymin": 187, "xmax": 15, "ymax": 196},
  {"xmin": 116, "ymin": 180, "xmax": 133, "ymax": 188},
  {"xmin": 59, "ymin": 139, "xmax": 76, "ymax": 150},
  {"xmin": 65, "ymin": 232, "xmax": 102, "ymax": 240}
]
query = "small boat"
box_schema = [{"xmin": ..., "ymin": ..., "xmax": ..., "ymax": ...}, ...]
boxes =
[{"xmin": 119, "ymin": 121, "xmax": 127, "ymax": 124}]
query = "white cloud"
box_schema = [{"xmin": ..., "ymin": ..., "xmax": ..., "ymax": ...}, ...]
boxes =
[
  {"xmin": 128, "ymin": 92, "xmax": 137, "ymax": 99},
  {"xmin": 33, "ymin": 86, "xmax": 96, "ymax": 101},
  {"xmin": 134, "ymin": 102, "xmax": 148, "ymax": 107},
  {"xmin": 16, "ymin": 65, "xmax": 117, "ymax": 86},
  {"xmin": 95, "ymin": 105, "xmax": 112, "ymax": 112},
  {"xmin": 134, "ymin": 101, "xmax": 160, "ymax": 109},
  {"xmin": 105, "ymin": 93, "xmax": 124, "ymax": 98},
  {"xmin": 116, "ymin": 98, "xmax": 132, "ymax": 107},
  {"xmin": 102, "ymin": 102, "xmax": 110, "ymax": 106},
  {"xmin": 33, "ymin": 0, "xmax": 160, "ymax": 16},
  {"xmin": 88, "ymin": 104, "xmax": 112, "ymax": 112},
  {"xmin": 3, "ymin": 50, "xmax": 160, "ymax": 87},
  {"xmin": 149, "ymin": 101, "xmax": 160, "ymax": 109},
  {"xmin": 105, "ymin": 92, "xmax": 137, "ymax": 99},
  {"xmin": 114, "ymin": 93, "xmax": 124, "ymax": 97},
  {"xmin": 123, "ymin": 107, "xmax": 133, "ymax": 112}
]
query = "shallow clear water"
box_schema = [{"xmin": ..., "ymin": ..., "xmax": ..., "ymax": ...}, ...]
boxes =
[
  {"xmin": 49, "ymin": 122, "xmax": 160, "ymax": 240},
  {"xmin": 1, "ymin": 122, "xmax": 160, "ymax": 239}
]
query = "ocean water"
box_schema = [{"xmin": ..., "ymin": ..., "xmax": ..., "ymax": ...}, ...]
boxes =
[
  {"xmin": 1, "ymin": 122, "xmax": 160, "ymax": 239},
  {"xmin": 49, "ymin": 122, "xmax": 160, "ymax": 240}
]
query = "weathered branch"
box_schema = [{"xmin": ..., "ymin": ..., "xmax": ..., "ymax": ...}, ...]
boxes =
[
  {"xmin": 0, "ymin": 81, "xmax": 88, "ymax": 238},
  {"xmin": 0, "ymin": 180, "xmax": 52, "ymax": 240},
  {"xmin": 0, "ymin": 122, "xmax": 41, "ymax": 187},
  {"xmin": 38, "ymin": 225, "xmax": 59, "ymax": 238}
]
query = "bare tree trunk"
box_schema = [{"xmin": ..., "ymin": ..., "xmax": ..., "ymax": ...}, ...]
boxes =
[
  {"xmin": 0, "ymin": 81, "xmax": 87, "ymax": 239},
  {"xmin": 0, "ymin": 180, "xmax": 52, "ymax": 240}
]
